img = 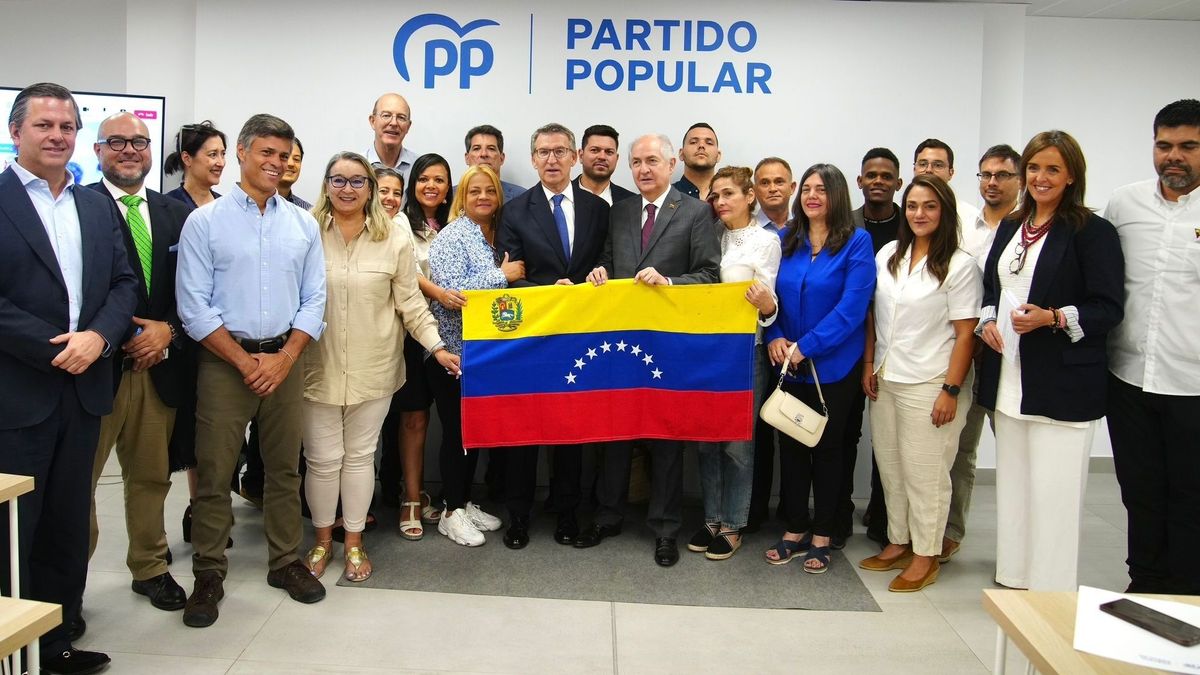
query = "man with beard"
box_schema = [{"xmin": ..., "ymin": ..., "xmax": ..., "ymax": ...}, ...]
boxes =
[
  {"xmin": 85, "ymin": 112, "xmax": 193, "ymax": 615},
  {"xmin": 1105, "ymin": 98, "xmax": 1200, "ymax": 595},
  {"xmin": 673, "ymin": 122, "xmax": 721, "ymax": 201},
  {"xmin": 573, "ymin": 124, "xmax": 636, "ymax": 205}
]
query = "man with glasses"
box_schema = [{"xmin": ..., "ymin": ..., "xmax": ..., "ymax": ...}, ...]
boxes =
[
  {"xmin": 496, "ymin": 123, "xmax": 610, "ymax": 549},
  {"xmin": 912, "ymin": 138, "xmax": 981, "ymax": 233},
  {"xmin": 365, "ymin": 93, "xmax": 416, "ymax": 183},
  {"xmin": 85, "ymin": 112, "xmax": 194, "ymax": 616},
  {"xmin": 176, "ymin": 114, "xmax": 327, "ymax": 628}
]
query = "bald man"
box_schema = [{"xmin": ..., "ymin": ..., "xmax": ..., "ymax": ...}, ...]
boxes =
[{"xmin": 366, "ymin": 92, "xmax": 417, "ymax": 183}]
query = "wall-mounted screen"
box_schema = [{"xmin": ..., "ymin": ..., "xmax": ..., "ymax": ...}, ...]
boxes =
[{"xmin": 0, "ymin": 87, "xmax": 166, "ymax": 192}]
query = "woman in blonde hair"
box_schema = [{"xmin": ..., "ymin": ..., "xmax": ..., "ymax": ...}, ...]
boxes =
[
  {"xmin": 688, "ymin": 166, "xmax": 780, "ymax": 560},
  {"xmin": 301, "ymin": 152, "xmax": 459, "ymax": 581}
]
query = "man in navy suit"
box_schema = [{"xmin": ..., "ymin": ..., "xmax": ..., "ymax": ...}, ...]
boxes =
[
  {"xmin": 0, "ymin": 82, "xmax": 137, "ymax": 674},
  {"xmin": 85, "ymin": 111, "xmax": 193, "ymax": 614},
  {"xmin": 582, "ymin": 133, "xmax": 720, "ymax": 567},
  {"xmin": 497, "ymin": 123, "xmax": 610, "ymax": 549}
]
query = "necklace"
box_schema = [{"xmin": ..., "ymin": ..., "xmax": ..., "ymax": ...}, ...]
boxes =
[{"xmin": 1010, "ymin": 212, "xmax": 1053, "ymax": 274}]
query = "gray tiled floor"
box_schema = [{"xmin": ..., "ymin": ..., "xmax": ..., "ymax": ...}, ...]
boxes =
[{"xmin": 78, "ymin": 463, "xmax": 1131, "ymax": 673}]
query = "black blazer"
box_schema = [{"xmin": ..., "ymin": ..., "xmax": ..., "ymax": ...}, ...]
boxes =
[
  {"xmin": 87, "ymin": 182, "xmax": 192, "ymax": 408},
  {"xmin": 599, "ymin": 186, "xmax": 720, "ymax": 285},
  {"xmin": 0, "ymin": 167, "xmax": 137, "ymax": 428},
  {"xmin": 977, "ymin": 212, "xmax": 1124, "ymax": 422},
  {"xmin": 498, "ymin": 183, "xmax": 610, "ymax": 286},
  {"xmin": 570, "ymin": 175, "xmax": 637, "ymax": 205}
]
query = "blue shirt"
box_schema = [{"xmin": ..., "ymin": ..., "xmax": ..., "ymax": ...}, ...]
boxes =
[
  {"xmin": 11, "ymin": 162, "xmax": 83, "ymax": 331},
  {"xmin": 427, "ymin": 215, "xmax": 508, "ymax": 356},
  {"xmin": 176, "ymin": 183, "xmax": 327, "ymax": 342},
  {"xmin": 766, "ymin": 227, "xmax": 875, "ymax": 383}
]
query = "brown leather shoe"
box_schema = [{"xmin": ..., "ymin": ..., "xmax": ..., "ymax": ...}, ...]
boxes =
[
  {"xmin": 182, "ymin": 570, "xmax": 224, "ymax": 627},
  {"xmin": 859, "ymin": 546, "xmax": 913, "ymax": 571},
  {"xmin": 267, "ymin": 559, "xmax": 326, "ymax": 603},
  {"xmin": 889, "ymin": 559, "xmax": 940, "ymax": 592},
  {"xmin": 938, "ymin": 537, "xmax": 961, "ymax": 563}
]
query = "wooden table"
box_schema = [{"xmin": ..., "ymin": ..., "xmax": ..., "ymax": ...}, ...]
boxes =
[
  {"xmin": 0, "ymin": 474, "xmax": 48, "ymax": 674},
  {"xmin": 983, "ymin": 589, "xmax": 1200, "ymax": 674}
]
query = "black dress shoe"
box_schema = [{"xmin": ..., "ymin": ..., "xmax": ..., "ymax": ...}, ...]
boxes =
[
  {"xmin": 573, "ymin": 522, "xmax": 621, "ymax": 549},
  {"xmin": 267, "ymin": 560, "xmax": 326, "ymax": 604},
  {"xmin": 183, "ymin": 570, "xmax": 224, "ymax": 628},
  {"xmin": 132, "ymin": 572, "xmax": 187, "ymax": 611},
  {"xmin": 503, "ymin": 516, "xmax": 530, "ymax": 549},
  {"xmin": 553, "ymin": 514, "xmax": 579, "ymax": 545},
  {"xmin": 67, "ymin": 616, "xmax": 85, "ymax": 642},
  {"xmin": 165, "ymin": 547, "xmax": 173, "ymax": 566},
  {"xmin": 41, "ymin": 648, "xmax": 110, "ymax": 675},
  {"xmin": 654, "ymin": 537, "xmax": 679, "ymax": 567}
]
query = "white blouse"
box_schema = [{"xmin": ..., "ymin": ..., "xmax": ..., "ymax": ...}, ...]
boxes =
[
  {"xmin": 872, "ymin": 241, "xmax": 981, "ymax": 384},
  {"xmin": 397, "ymin": 212, "xmax": 437, "ymax": 278},
  {"xmin": 719, "ymin": 223, "xmax": 782, "ymax": 335}
]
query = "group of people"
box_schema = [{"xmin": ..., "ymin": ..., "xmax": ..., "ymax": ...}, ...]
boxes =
[{"xmin": 1, "ymin": 79, "xmax": 1197, "ymax": 675}]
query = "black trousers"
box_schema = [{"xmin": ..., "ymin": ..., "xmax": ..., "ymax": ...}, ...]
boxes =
[
  {"xmin": 777, "ymin": 364, "xmax": 862, "ymax": 537},
  {"xmin": 0, "ymin": 385, "xmax": 98, "ymax": 653},
  {"xmin": 595, "ymin": 440, "xmax": 684, "ymax": 538},
  {"xmin": 427, "ymin": 358, "xmax": 477, "ymax": 511},
  {"xmin": 504, "ymin": 444, "xmax": 583, "ymax": 519},
  {"xmin": 749, "ymin": 344, "xmax": 785, "ymax": 524},
  {"xmin": 1107, "ymin": 373, "xmax": 1200, "ymax": 594},
  {"xmin": 833, "ymin": 371, "xmax": 868, "ymax": 537}
]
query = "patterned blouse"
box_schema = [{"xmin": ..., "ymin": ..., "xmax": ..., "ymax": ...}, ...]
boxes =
[{"xmin": 427, "ymin": 215, "xmax": 508, "ymax": 356}]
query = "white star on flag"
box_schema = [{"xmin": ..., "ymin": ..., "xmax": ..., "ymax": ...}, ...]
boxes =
[
  {"xmin": 565, "ymin": 372, "xmax": 577, "ymax": 384},
  {"xmin": 586, "ymin": 348, "xmax": 597, "ymax": 359},
  {"xmin": 643, "ymin": 354, "xmax": 653, "ymax": 365},
  {"xmin": 600, "ymin": 341, "xmax": 611, "ymax": 352},
  {"xmin": 616, "ymin": 340, "xmax": 627, "ymax": 351},
  {"xmin": 651, "ymin": 368, "xmax": 663, "ymax": 379},
  {"xmin": 574, "ymin": 358, "xmax": 586, "ymax": 369},
  {"xmin": 631, "ymin": 345, "xmax": 642, "ymax": 355}
]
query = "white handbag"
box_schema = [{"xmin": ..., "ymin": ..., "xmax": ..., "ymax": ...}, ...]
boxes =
[{"xmin": 759, "ymin": 342, "xmax": 828, "ymax": 448}]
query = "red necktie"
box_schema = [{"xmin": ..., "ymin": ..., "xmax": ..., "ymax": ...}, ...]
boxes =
[{"xmin": 641, "ymin": 204, "xmax": 657, "ymax": 251}]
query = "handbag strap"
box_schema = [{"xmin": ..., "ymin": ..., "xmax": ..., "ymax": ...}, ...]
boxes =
[{"xmin": 774, "ymin": 342, "xmax": 829, "ymax": 416}]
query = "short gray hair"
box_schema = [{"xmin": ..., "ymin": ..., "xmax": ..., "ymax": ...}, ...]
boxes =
[
  {"xmin": 629, "ymin": 133, "xmax": 674, "ymax": 165},
  {"xmin": 8, "ymin": 82, "xmax": 82, "ymax": 130},
  {"xmin": 529, "ymin": 123, "xmax": 576, "ymax": 154},
  {"xmin": 236, "ymin": 113, "xmax": 294, "ymax": 151}
]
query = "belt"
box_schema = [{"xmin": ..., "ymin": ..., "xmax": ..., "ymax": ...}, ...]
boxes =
[{"xmin": 237, "ymin": 331, "xmax": 290, "ymax": 354}]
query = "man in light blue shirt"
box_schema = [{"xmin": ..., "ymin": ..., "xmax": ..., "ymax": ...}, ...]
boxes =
[{"xmin": 176, "ymin": 113, "xmax": 327, "ymax": 628}]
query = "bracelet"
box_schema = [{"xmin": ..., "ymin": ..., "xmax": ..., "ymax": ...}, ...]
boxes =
[
  {"xmin": 1047, "ymin": 307, "xmax": 1058, "ymax": 334},
  {"xmin": 279, "ymin": 347, "xmax": 296, "ymax": 364}
]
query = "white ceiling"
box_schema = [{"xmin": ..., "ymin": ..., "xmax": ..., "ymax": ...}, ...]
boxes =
[{"xmin": 870, "ymin": 0, "xmax": 1200, "ymax": 20}]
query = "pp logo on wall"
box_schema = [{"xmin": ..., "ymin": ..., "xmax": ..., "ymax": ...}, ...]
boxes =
[{"xmin": 393, "ymin": 13, "xmax": 499, "ymax": 89}]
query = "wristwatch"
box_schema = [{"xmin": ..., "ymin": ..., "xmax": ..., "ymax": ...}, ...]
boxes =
[{"xmin": 942, "ymin": 383, "xmax": 962, "ymax": 396}]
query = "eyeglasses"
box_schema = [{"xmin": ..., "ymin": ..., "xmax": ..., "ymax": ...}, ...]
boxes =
[
  {"xmin": 915, "ymin": 159, "xmax": 948, "ymax": 171},
  {"xmin": 327, "ymin": 175, "xmax": 368, "ymax": 189},
  {"xmin": 1009, "ymin": 240, "xmax": 1029, "ymax": 274},
  {"xmin": 534, "ymin": 147, "xmax": 572, "ymax": 160},
  {"xmin": 374, "ymin": 111, "xmax": 410, "ymax": 124},
  {"xmin": 99, "ymin": 136, "xmax": 150, "ymax": 151},
  {"xmin": 977, "ymin": 171, "xmax": 1018, "ymax": 182}
]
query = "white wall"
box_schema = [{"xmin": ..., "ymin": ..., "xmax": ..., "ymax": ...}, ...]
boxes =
[{"xmin": 2, "ymin": 0, "xmax": 1192, "ymax": 474}]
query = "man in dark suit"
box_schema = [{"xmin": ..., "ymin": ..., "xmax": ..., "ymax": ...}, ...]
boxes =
[
  {"xmin": 85, "ymin": 112, "xmax": 192, "ymax": 613},
  {"xmin": 581, "ymin": 133, "xmax": 720, "ymax": 567},
  {"xmin": 573, "ymin": 124, "xmax": 637, "ymax": 206},
  {"xmin": 496, "ymin": 123, "xmax": 610, "ymax": 549},
  {"xmin": 0, "ymin": 82, "xmax": 137, "ymax": 674}
]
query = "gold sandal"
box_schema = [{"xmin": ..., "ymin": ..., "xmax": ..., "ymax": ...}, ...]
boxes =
[
  {"xmin": 344, "ymin": 546, "xmax": 372, "ymax": 583},
  {"xmin": 304, "ymin": 540, "xmax": 332, "ymax": 579}
]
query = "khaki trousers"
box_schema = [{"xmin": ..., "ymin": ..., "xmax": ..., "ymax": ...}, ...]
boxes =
[
  {"xmin": 88, "ymin": 369, "xmax": 176, "ymax": 580},
  {"xmin": 192, "ymin": 350, "xmax": 304, "ymax": 576},
  {"xmin": 870, "ymin": 377, "xmax": 970, "ymax": 557}
]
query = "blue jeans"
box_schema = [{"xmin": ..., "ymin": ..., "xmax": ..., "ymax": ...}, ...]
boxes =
[{"xmin": 697, "ymin": 349, "xmax": 762, "ymax": 530}]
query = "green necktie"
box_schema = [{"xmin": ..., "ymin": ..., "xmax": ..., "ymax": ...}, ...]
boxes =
[{"xmin": 119, "ymin": 194, "xmax": 152, "ymax": 294}]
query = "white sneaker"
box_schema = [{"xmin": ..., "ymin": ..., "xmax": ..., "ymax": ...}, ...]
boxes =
[
  {"xmin": 463, "ymin": 501, "xmax": 502, "ymax": 532},
  {"xmin": 438, "ymin": 508, "xmax": 485, "ymax": 546}
]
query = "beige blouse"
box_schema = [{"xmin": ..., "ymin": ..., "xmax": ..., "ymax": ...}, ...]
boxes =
[
  {"xmin": 396, "ymin": 212, "xmax": 438, "ymax": 278},
  {"xmin": 304, "ymin": 216, "xmax": 442, "ymax": 406}
]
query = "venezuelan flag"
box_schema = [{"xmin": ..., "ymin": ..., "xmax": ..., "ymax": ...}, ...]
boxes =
[{"xmin": 460, "ymin": 279, "xmax": 757, "ymax": 448}]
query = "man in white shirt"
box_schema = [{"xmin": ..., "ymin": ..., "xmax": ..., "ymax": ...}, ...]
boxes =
[
  {"xmin": 573, "ymin": 124, "xmax": 637, "ymax": 205},
  {"xmin": 753, "ymin": 157, "xmax": 795, "ymax": 232},
  {"xmin": 364, "ymin": 92, "xmax": 417, "ymax": 183},
  {"xmin": 1105, "ymin": 98, "xmax": 1200, "ymax": 595}
]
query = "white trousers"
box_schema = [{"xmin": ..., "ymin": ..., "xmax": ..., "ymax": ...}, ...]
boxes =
[
  {"xmin": 871, "ymin": 378, "xmax": 969, "ymax": 556},
  {"xmin": 994, "ymin": 410, "xmax": 1096, "ymax": 590},
  {"xmin": 302, "ymin": 396, "xmax": 393, "ymax": 531}
]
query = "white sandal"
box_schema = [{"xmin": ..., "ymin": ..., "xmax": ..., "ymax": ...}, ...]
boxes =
[
  {"xmin": 419, "ymin": 491, "xmax": 441, "ymax": 523},
  {"xmin": 400, "ymin": 501, "xmax": 424, "ymax": 540}
]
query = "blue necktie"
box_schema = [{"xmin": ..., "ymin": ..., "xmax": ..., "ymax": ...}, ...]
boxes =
[{"xmin": 552, "ymin": 193, "xmax": 570, "ymax": 261}]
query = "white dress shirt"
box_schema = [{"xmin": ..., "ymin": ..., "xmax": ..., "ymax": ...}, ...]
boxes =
[
  {"xmin": 543, "ymin": 183, "xmax": 575, "ymax": 253},
  {"xmin": 960, "ymin": 206, "xmax": 995, "ymax": 269},
  {"xmin": 578, "ymin": 180, "xmax": 612, "ymax": 206},
  {"xmin": 872, "ymin": 242, "xmax": 981, "ymax": 384},
  {"xmin": 1106, "ymin": 178, "xmax": 1200, "ymax": 396},
  {"xmin": 12, "ymin": 162, "xmax": 83, "ymax": 331},
  {"xmin": 719, "ymin": 223, "xmax": 782, "ymax": 334}
]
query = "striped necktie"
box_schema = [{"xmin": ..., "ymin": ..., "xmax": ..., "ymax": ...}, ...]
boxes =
[{"xmin": 119, "ymin": 194, "xmax": 152, "ymax": 294}]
